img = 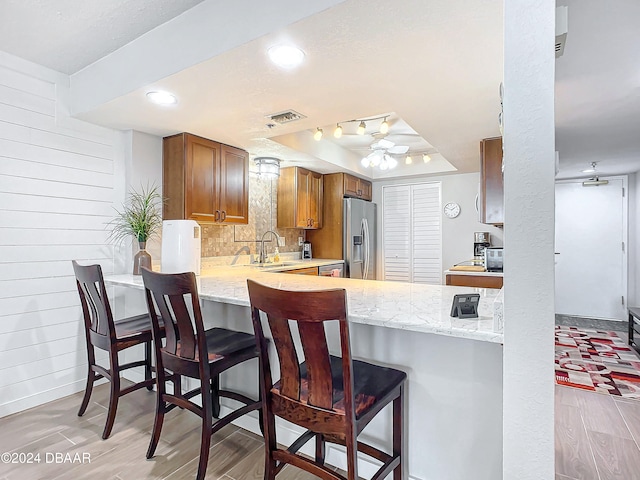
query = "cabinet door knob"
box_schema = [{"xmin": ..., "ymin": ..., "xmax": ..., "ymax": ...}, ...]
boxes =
[
  {"xmin": 221, "ymin": 211, "xmax": 227, "ymax": 222},
  {"xmin": 310, "ymin": 218, "xmax": 314, "ymax": 227}
]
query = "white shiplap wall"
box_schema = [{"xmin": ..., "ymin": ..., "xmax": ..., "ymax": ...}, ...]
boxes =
[{"xmin": 0, "ymin": 54, "xmax": 120, "ymax": 417}]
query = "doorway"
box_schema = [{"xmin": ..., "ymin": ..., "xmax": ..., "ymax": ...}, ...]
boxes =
[{"xmin": 555, "ymin": 176, "xmax": 628, "ymax": 321}]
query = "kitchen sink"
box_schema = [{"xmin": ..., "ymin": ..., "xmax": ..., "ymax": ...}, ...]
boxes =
[{"xmin": 234, "ymin": 261, "xmax": 303, "ymax": 268}]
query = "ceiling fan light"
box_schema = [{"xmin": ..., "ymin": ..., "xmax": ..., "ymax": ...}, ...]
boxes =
[
  {"xmin": 379, "ymin": 117, "xmax": 389, "ymax": 134},
  {"xmin": 361, "ymin": 157, "xmax": 371, "ymax": 168},
  {"xmin": 334, "ymin": 124, "xmax": 343, "ymax": 138},
  {"xmin": 370, "ymin": 151, "xmax": 382, "ymax": 166},
  {"xmin": 405, "ymin": 154, "xmax": 412, "ymax": 165},
  {"xmin": 423, "ymin": 153, "xmax": 431, "ymax": 163},
  {"xmin": 313, "ymin": 127, "xmax": 323, "ymax": 141},
  {"xmin": 379, "ymin": 159, "xmax": 389, "ymax": 171},
  {"xmin": 388, "ymin": 156, "xmax": 398, "ymax": 169},
  {"xmin": 357, "ymin": 121, "xmax": 366, "ymax": 135}
]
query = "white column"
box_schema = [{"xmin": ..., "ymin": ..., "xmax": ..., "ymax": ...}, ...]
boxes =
[{"xmin": 503, "ymin": 1, "xmax": 556, "ymax": 479}]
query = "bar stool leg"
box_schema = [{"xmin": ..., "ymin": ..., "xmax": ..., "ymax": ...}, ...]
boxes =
[
  {"xmin": 211, "ymin": 375, "xmax": 220, "ymax": 419},
  {"xmin": 102, "ymin": 353, "xmax": 121, "ymax": 439},
  {"xmin": 315, "ymin": 433, "xmax": 325, "ymax": 464},
  {"xmin": 393, "ymin": 384, "xmax": 405, "ymax": 480},
  {"xmin": 145, "ymin": 340, "xmax": 153, "ymax": 391}
]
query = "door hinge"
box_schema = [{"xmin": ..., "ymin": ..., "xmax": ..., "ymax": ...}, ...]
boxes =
[
  {"xmin": 622, "ymin": 187, "xmax": 625, "ymax": 197},
  {"xmin": 622, "ymin": 242, "xmax": 626, "ymax": 252},
  {"xmin": 622, "ymin": 295, "xmax": 625, "ymax": 306}
]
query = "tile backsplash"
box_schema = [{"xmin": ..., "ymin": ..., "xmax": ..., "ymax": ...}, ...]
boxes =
[{"xmin": 200, "ymin": 175, "xmax": 303, "ymax": 258}]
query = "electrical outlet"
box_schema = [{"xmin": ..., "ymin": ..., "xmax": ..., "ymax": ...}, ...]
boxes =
[
  {"xmin": 277, "ymin": 237, "xmax": 285, "ymax": 247},
  {"xmin": 298, "ymin": 237, "xmax": 304, "ymax": 246}
]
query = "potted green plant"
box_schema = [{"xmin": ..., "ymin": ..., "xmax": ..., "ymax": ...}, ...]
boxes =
[{"xmin": 108, "ymin": 184, "xmax": 163, "ymax": 275}]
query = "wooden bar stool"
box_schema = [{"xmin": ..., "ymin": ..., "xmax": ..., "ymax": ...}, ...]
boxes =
[
  {"xmin": 72, "ymin": 260, "xmax": 164, "ymax": 439},
  {"xmin": 142, "ymin": 268, "xmax": 262, "ymax": 480},
  {"xmin": 247, "ymin": 279, "xmax": 406, "ymax": 480}
]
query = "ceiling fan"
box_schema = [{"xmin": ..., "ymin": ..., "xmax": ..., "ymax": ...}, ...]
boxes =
[{"xmin": 360, "ymin": 138, "xmax": 409, "ymax": 170}]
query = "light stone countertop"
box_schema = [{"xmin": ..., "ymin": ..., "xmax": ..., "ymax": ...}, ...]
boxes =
[{"xmin": 106, "ymin": 266, "xmax": 504, "ymax": 344}]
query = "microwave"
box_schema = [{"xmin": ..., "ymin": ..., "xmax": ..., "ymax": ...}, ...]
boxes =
[{"xmin": 484, "ymin": 247, "xmax": 504, "ymax": 272}]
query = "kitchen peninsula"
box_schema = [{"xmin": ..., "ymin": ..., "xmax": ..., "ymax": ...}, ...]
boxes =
[{"xmin": 106, "ymin": 267, "xmax": 503, "ymax": 479}]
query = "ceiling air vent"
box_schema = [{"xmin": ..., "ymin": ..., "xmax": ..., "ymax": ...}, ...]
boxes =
[
  {"xmin": 556, "ymin": 6, "xmax": 568, "ymax": 58},
  {"xmin": 267, "ymin": 110, "xmax": 306, "ymax": 124}
]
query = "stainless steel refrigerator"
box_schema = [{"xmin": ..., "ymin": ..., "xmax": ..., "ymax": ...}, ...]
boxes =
[{"xmin": 343, "ymin": 198, "xmax": 376, "ymax": 280}]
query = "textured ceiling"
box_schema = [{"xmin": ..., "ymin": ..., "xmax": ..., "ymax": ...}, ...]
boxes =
[
  {"xmin": 0, "ymin": 0, "xmax": 205, "ymax": 74},
  {"xmin": 0, "ymin": 0, "xmax": 638, "ymax": 179},
  {"xmin": 555, "ymin": 0, "xmax": 640, "ymax": 179}
]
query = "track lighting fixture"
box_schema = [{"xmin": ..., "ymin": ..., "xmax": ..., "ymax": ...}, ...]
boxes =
[
  {"xmin": 313, "ymin": 115, "xmax": 391, "ymax": 141},
  {"xmin": 423, "ymin": 153, "xmax": 431, "ymax": 163},
  {"xmin": 405, "ymin": 155, "xmax": 412, "ymax": 165}
]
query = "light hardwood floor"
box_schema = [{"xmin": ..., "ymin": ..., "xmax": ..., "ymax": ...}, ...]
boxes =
[
  {"xmin": 2, "ymin": 379, "xmax": 640, "ymax": 479},
  {"xmin": 0, "ymin": 382, "xmax": 319, "ymax": 480}
]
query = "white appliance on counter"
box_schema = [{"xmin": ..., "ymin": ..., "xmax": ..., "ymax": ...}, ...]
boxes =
[{"xmin": 161, "ymin": 220, "xmax": 201, "ymax": 274}]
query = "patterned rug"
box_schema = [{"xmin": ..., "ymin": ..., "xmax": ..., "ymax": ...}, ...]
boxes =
[{"xmin": 555, "ymin": 326, "xmax": 640, "ymax": 398}]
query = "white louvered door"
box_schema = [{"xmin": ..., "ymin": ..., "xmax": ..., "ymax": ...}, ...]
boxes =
[{"xmin": 382, "ymin": 183, "xmax": 441, "ymax": 283}]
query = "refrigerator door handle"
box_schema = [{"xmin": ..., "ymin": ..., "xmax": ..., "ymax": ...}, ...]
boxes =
[{"xmin": 362, "ymin": 218, "xmax": 370, "ymax": 279}]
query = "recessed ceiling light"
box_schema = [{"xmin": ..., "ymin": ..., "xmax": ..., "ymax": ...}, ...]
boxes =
[
  {"xmin": 267, "ymin": 45, "xmax": 305, "ymax": 69},
  {"xmin": 146, "ymin": 91, "xmax": 177, "ymax": 105}
]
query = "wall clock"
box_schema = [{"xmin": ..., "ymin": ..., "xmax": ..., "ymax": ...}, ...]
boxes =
[{"xmin": 444, "ymin": 202, "xmax": 461, "ymax": 218}]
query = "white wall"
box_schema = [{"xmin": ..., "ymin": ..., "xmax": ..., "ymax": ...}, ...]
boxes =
[
  {"xmin": 630, "ymin": 172, "xmax": 640, "ymax": 306},
  {"xmin": 0, "ymin": 52, "xmax": 124, "ymax": 417},
  {"xmin": 372, "ymin": 172, "xmax": 504, "ymax": 283},
  {"xmin": 502, "ymin": 1, "xmax": 555, "ymax": 478}
]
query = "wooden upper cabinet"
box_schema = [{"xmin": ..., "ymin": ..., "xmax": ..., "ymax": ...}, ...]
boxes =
[
  {"xmin": 163, "ymin": 133, "xmax": 249, "ymax": 224},
  {"xmin": 218, "ymin": 144, "xmax": 249, "ymax": 224},
  {"xmin": 277, "ymin": 167, "xmax": 323, "ymax": 229},
  {"xmin": 343, "ymin": 173, "xmax": 372, "ymax": 201},
  {"xmin": 479, "ymin": 137, "xmax": 504, "ymax": 225}
]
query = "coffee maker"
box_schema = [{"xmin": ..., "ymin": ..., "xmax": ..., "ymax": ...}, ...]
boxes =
[{"xmin": 474, "ymin": 232, "xmax": 490, "ymax": 263}]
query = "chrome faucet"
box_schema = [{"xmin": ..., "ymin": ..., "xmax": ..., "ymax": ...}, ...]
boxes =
[{"xmin": 259, "ymin": 230, "xmax": 281, "ymax": 264}]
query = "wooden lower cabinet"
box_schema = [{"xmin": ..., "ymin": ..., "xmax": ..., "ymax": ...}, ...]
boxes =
[
  {"xmin": 283, "ymin": 266, "xmax": 319, "ymax": 276},
  {"xmin": 445, "ymin": 274, "xmax": 503, "ymax": 289}
]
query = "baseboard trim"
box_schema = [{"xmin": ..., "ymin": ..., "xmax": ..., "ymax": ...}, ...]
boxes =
[
  {"xmin": 0, "ymin": 379, "xmax": 87, "ymax": 419},
  {"xmin": 556, "ymin": 314, "xmax": 627, "ymax": 332}
]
